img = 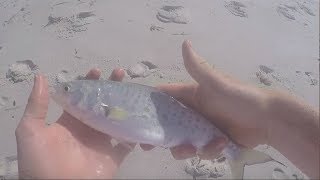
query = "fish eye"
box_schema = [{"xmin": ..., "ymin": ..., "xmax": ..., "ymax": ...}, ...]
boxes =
[{"xmin": 64, "ymin": 85, "xmax": 70, "ymax": 92}]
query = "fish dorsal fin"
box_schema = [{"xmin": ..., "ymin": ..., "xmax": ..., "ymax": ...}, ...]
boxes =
[{"xmin": 101, "ymin": 103, "xmax": 128, "ymax": 121}]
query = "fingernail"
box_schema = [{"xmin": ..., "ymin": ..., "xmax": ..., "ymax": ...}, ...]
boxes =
[
  {"xmin": 33, "ymin": 74, "xmax": 41, "ymax": 90},
  {"xmin": 29, "ymin": 74, "xmax": 40, "ymax": 101},
  {"xmin": 186, "ymin": 40, "xmax": 192, "ymax": 47}
]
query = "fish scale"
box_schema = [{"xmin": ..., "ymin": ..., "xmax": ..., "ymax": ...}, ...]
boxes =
[{"xmin": 52, "ymin": 80, "xmax": 279, "ymax": 179}]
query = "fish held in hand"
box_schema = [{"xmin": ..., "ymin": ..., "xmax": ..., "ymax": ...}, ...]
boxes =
[{"xmin": 51, "ymin": 80, "xmax": 278, "ymax": 179}]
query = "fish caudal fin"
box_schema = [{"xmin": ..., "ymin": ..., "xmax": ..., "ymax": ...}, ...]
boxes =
[
  {"xmin": 228, "ymin": 148, "xmax": 274, "ymax": 179},
  {"xmin": 222, "ymin": 142, "xmax": 286, "ymax": 179}
]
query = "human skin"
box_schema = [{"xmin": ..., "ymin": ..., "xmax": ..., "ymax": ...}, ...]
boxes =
[
  {"xmin": 15, "ymin": 69, "xmax": 133, "ymax": 179},
  {"xmin": 155, "ymin": 40, "xmax": 319, "ymax": 178},
  {"xmin": 16, "ymin": 40, "xmax": 319, "ymax": 179}
]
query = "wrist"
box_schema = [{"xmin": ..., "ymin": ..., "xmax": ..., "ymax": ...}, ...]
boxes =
[
  {"xmin": 264, "ymin": 91, "xmax": 293, "ymax": 148},
  {"xmin": 262, "ymin": 91, "xmax": 283, "ymax": 147}
]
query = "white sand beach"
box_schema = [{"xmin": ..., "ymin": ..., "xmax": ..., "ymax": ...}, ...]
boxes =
[{"xmin": 0, "ymin": 0, "xmax": 319, "ymax": 179}]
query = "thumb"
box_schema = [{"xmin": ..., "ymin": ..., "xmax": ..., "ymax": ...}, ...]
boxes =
[
  {"xmin": 182, "ymin": 40, "xmax": 214, "ymax": 85},
  {"xmin": 22, "ymin": 74, "xmax": 49, "ymax": 127}
]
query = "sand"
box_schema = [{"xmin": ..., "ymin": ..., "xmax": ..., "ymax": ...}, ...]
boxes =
[{"xmin": 0, "ymin": 0, "xmax": 319, "ymax": 179}]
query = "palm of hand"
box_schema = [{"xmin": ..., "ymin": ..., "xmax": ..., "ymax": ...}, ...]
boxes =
[
  {"xmin": 159, "ymin": 41, "xmax": 268, "ymax": 148},
  {"xmin": 16, "ymin": 69, "xmax": 131, "ymax": 179}
]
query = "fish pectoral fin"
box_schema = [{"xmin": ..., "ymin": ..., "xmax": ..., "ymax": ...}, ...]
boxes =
[
  {"xmin": 229, "ymin": 148, "xmax": 283, "ymax": 179},
  {"xmin": 101, "ymin": 103, "xmax": 128, "ymax": 121},
  {"xmin": 238, "ymin": 148, "xmax": 273, "ymax": 166}
]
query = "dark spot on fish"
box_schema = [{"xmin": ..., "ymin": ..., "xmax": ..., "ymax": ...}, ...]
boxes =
[
  {"xmin": 11, "ymin": 115, "xmax": 14, "ymax": 118},
  {"xmin": 20, "ymin": 8, "xmax": 24, "ymax": 11},
  {"xmin": 13, "ymin": 100, "xmax": 16, "ymax": 106},
  {"xmin": 296, "ymin": 70, "xmax": 301, "ymax": 73}
]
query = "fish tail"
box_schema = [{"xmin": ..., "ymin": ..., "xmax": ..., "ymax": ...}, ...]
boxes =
[{"xmin": 222, "ymin": 142, "xmax": 278, "ymax": 179}]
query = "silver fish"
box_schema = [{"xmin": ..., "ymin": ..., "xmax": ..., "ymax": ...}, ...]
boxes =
[{"xmin": 52, "ymin": 80, "xmax": 278, "ymax": 179}]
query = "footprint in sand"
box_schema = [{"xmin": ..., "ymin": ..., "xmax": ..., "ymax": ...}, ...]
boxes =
[
  {"xmin": 44, "ymin": 0, "xmax": 99, "ymax": 39},
  {"xmin": 0, "ymin": 96, "xmax": 9, "ymax": 109},
  {"xmin": 276, "ymin": 1, "xmax": 316, "ymax": 26},
  {"xmin": 184, "ymin": 156, "xmax": 227, "ymax": 178},
  {"xmin": 224, "ymin": 1, "xmax": 248, "ymax": 18},
  {"xmin": 304, "ymin": 72, "xmax": 318, "ymax": 86},
  {"xmin": 0, "ymin": 155, "xmax": 18, "ymax": 179},
  {"xmin": 126, "ymin": 61, "xmax": 158, "ymax": 79},
  {"xmin": 2, "ymin": 0, "xmax": 32, "ymax": 27},
  {"xmin": 256, "ymin": 65, "xmax": 274, "ymax": 86},
  {"xmin": 296, "ymin": 71, "xmax": 318, "ymax": 86},
  {"xmin": 43, "ymin": 11, "xmax": 96, "ymax": 39},
  {"xmin": 272, "ymin": 167, "xmax": 290, "ymax": 179},
  {"xmin": 0, "ymin": 45, "xmax": 3, "ymax": 55},
  {"xmin": 150, "ymin": 25, "xmax": 164, "ymax": 32},
  {"xmin": 297, "ymin": 2, "xmax": 315, "ymax": 16},
  {"xmin": 255, "ymin": 65, "xmax": 296, "ymax": 92},
  {"xmin": 276, "ymin": 5, "xmax": 296, "ymax": 20},
  {"xmin": 156, "ymin": 5, "xmax": 190, "ymax": 24},
  {"xmin": 6, "ymin": 60, "xmax": 38, "ymax": 83}
]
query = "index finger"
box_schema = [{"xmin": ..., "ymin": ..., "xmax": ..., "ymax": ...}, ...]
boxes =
[
  {"xmin": 85, "ymin": 68, "xmax": 101, "ymax": 80},
  {"xmin": 109, "ymin": 68, "xmax": 125, "ymax": 81}
]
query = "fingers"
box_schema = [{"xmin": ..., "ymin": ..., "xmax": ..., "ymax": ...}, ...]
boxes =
[
  {"xmin": 197, "ymin": 137, "xmax": 228, "ymax": 160},
  {"xmin": 140, "ymin": 144, "xmax": 155, "ymax": 151},
  {"xmin": 85, "ymin": 68, "xmax": 101, "ymax": 80},
  {"xmin": 170, "ymin": 137, "xmax": 228, "ymax": 160},
  {"xmin": 109, "ymin": 68, "xmax": 125, "ymax": 81},
  {"xmin": 156, "ymin": 83, "xmax": 198, "ymax": 110},
  {"xmin": 182, "ymin": 40, "xmax": 214, "ymax": 85},
  {"xmin": 21, "ymin": 74, "xmax": 49, "ymax": 128},
  {"xmin": 170, "ymin": 144, "xmax": 197, "ymax": 160}
]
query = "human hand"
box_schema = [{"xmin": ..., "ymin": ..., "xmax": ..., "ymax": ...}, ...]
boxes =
[
  {"xmin": 15, "ymin": 68, "xmax": 133, "ymax": 179},
  {"xmin": 142, "ymin": 40, "xmax": 270, "ymax": 159}
]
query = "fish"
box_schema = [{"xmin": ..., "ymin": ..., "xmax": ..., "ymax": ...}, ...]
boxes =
[{"xmin": 51, "ymin": 80, "xmax": 280, "ymax": 179}]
